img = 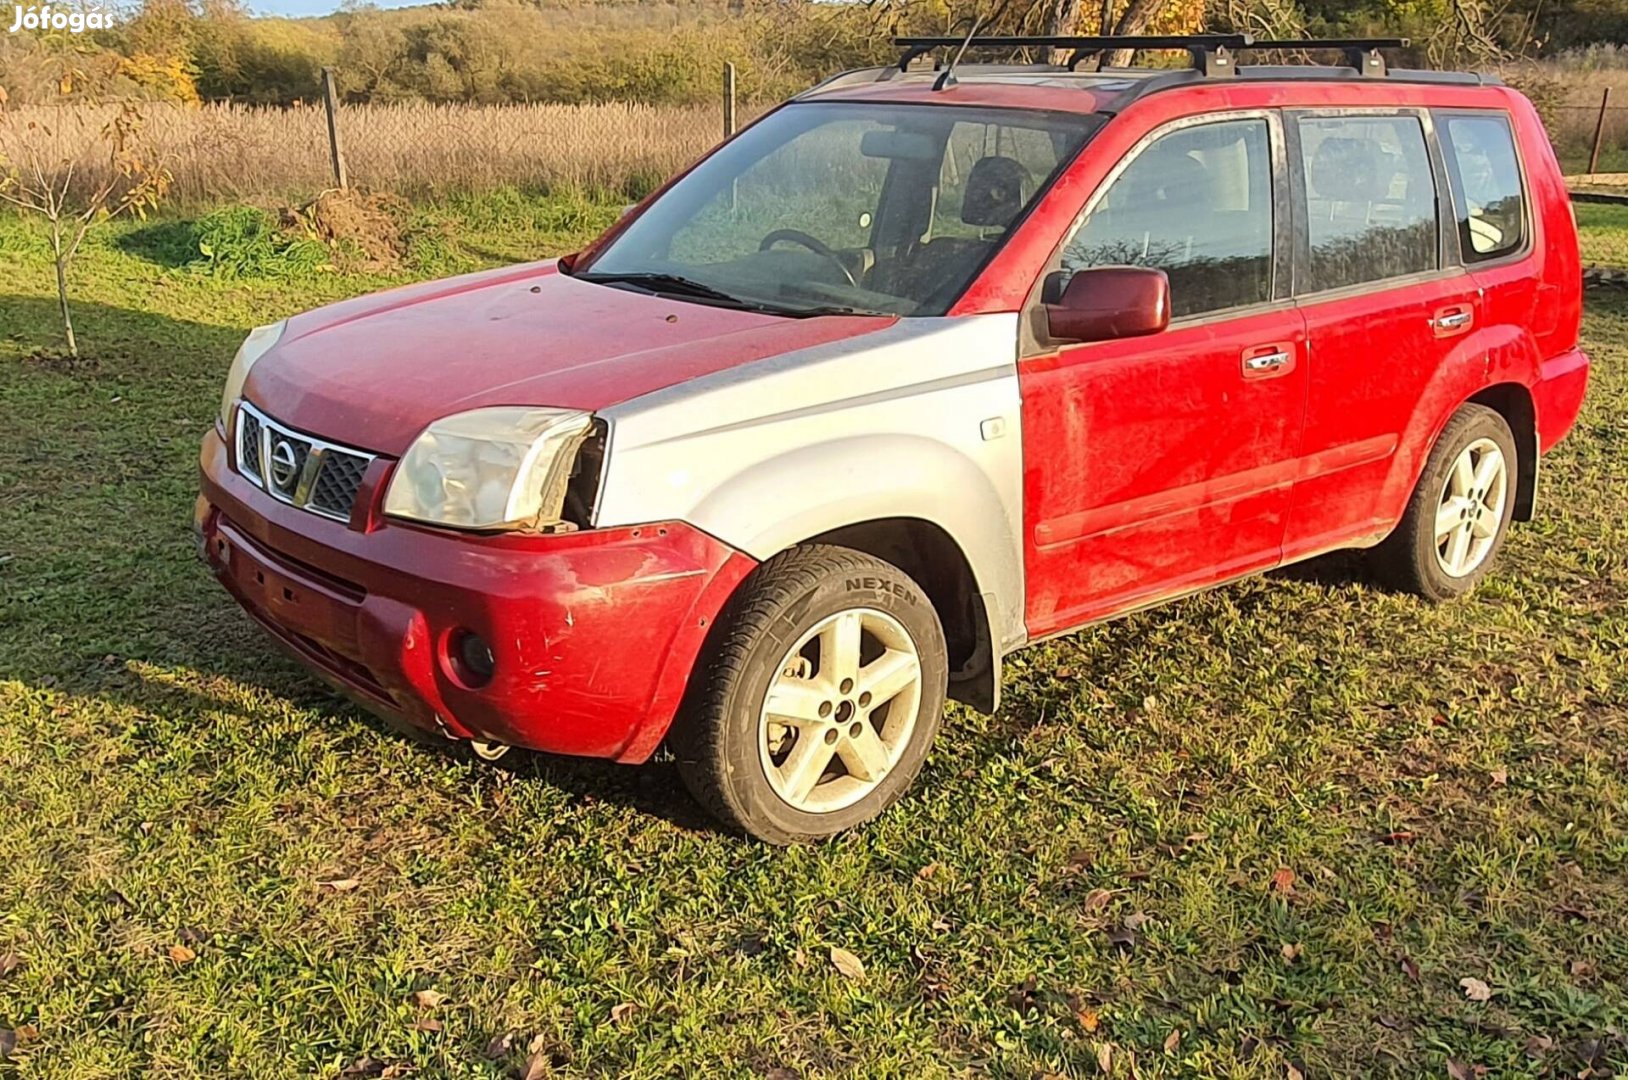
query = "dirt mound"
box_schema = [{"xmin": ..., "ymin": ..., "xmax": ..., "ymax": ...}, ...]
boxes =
[{"xmin": 281, "ymin": 189, "xmax": 410, "ymax": 272}]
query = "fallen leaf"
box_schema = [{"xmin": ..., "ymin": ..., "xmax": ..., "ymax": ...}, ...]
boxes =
[
  {"xmin": 1281, "ymin": 942, "xmax": 1302, "ymax": 963},
  {"xmin": 1570, "ymin": 959, "xmax": 1595, "ymax": 978},
  {"xmin": 412, "ymin": 989, "xmax": 447, "ymax": 1008},
  {"xmin": 1163, "ymin": 1029, "xmax": 1181, "ymax": 1053},
  {"xmin": 1447, "ymin": 1058, "xmax": 1473, "ymax": 1080},
  {"xmin": 0, "ymin": 954, "xmax": 20, "ymax": 979},
  {"xmin": 1524, "ymin": 1034, "xmax": 1553, "ymax": 1057},
  {"xmin": 482, "ymin": 1033, "xmax": 513, "ymax": 1058},
  {"xmin": 412, "ymin": 1016, "xmax": 442, "ymax": 1033},
  {"xmin": 166, "ymin": 944, "xmax": 196, "ymax": 965},
  {"xmin": 1121, "ymin": 911, "xmax": 1149, "ymax": 931},
  {"xmin": 527, "ymin": 1033, "xmax": 548, "ymax": 1054},
  {"xmin": 829, "ymin": 947, "xmax": 865, "ymax": 980},
  {"xmin": 1490, "ymin": 767, "xmax": 1508, "ymax": 786},
  {"xmin": 1076, "ymin": 1008, "xmax": 1100, "ymax": 1033},
  {"xmin": 11, "ymin": 1025, "xmax": 36, "ymax": 1043},
  {"xmin": 0, "ymin": 1030, "xmax": 14, "ymax": 1060},
  {"xmin": 1105, "ymin": 924, "xmax": 1136, "ymax": 951},
  {"xmin": 1083, "ymin": 888, "xmax": 1113, "ymax": 911},
  {"xmin": 318, "ymin": 877, "xmax": 360, "ymax": 892},
  {"xmin": 1400, "ymin": 956, "xmax": 1421, "ymax": 982},
  {"xmin": 1460, "ymin": 976, "xmax": 1492, "ymax": 1002},
  {"xmin": 791, "ymin": 948, "xmax": 807, "ymax": 969},
  {"xmin": 1382, "ymin": 831, "xmax": 1416, "ymax": 845},
  {"xmin": 1065, "ymin": 848, "xmax": 1093, "ymax": 873},
  {"xmin": 518, "ymin": 1051, "xmax": 550, "ymax": 1080},
  {"xmin": 1286, "ymin": 1062, "xmax": 1305, "ymax": 1080},
  {"xmin": 1095, "ymin": 1040, "xmax": 1115, "ymax": 1073},
  {"xmin": 609, "ymin": 1001, "xmax": 639, "ymax": 1025},
  {"xmin": 1269, "ymin": 867, "xmax": 1296, "ymax": 895},
  {"xmin": 916, "ymin": 862, "xmax": 941, "ymax": 880},
  {"xmin": 1376, "ymin": 1014, "xmax": 1404, "ymax": 1030}
]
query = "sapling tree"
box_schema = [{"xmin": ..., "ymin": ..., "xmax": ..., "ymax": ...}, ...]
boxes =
[{"xmin": 0, "ymin": 101, "xmax": 171, "ymax": 357}]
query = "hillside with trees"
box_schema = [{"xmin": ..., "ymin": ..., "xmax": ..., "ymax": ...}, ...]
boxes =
[{"xmin": 3, "ymin": 0, "xmax": 1625, "ymax": 109}]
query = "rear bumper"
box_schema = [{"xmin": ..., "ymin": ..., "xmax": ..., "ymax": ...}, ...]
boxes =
[
  {"xmin": 197, "ymin": 426, "xmax": 755, "ymax": 762},
  {"xmin": 1534, "ymin": 347, "xmax": 1590, "ymax": 454}
]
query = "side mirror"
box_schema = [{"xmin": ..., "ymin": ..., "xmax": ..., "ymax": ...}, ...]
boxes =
[{"xmin": 1043, "ymin": 266, "xmax": 1171, "ymax": 344}]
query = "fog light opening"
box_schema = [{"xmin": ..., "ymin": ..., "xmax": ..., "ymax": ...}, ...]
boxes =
[{"xmin": 450, "ymin": 629, "xmax": 496, "ymax": 688}]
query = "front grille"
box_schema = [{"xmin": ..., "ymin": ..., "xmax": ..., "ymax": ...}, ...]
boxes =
[
  {"xmin": 309, "ymin": 451, "xmax": 368, "ymax": 517},
  {"xmin": 234, "ymin": 402, "xmax": 377, "ymax": 524},
  {"xmin": 239, "ymin": 412, "xmax": 264, "ymax": 480}
]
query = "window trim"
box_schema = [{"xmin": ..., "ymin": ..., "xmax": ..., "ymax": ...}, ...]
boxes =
[
  {"xmin": 1285, "ymin": 106, "xmax": 1449, "ymax": 300},
  {"xmin": 1021, "ymin": 108, "xmax": 1291, "ymax": 354},
  {"xmin": 1432, "ymin": 107, "xmax": 1534, "ymax": 270}
]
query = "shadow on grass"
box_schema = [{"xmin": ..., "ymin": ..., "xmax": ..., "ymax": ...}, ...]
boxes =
[
  {"xmin": 113, "ymin": 220, "xmax": 201, "ymax": 270},
  {"xmin": 0, "ymin": 293, "xmax": 708, "ymax": 834}
]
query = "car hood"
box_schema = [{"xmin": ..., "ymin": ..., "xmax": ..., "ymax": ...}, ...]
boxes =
[{"xmin": 242, "ymin": 260, "xmax": 894, "ymax": 455}]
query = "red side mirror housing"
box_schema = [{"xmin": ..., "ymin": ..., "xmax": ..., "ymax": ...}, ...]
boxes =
[{"xmin": 1043, "ymin": 266, "xmax": 1172, "ymax": 344}]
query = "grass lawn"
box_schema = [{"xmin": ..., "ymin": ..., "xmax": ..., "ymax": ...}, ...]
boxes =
[
  {"xmin": 1579, "ymin": 202, "xmax": 1628, "ymax": 267},
  {"xmin": 2, "ymin": 194, "xmax": 1627, "ymax": 1079}
]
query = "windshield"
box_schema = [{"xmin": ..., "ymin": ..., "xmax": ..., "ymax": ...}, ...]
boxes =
[{"xmin": 575, "ymin": 102, "xmax": 1100, "ymax": 317}]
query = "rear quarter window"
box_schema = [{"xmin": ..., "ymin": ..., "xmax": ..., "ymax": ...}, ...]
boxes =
[{"xmin": 1437, "ymin": 112, "xmax": 1528, "ymax": 263}]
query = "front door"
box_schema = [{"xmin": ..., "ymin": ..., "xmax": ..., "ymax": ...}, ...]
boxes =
[{"xmin": 1020, "ymin": 113, "xmax": 1308, "ymax": 638}]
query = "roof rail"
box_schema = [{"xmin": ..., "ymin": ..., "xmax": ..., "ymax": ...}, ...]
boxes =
[
  {"xmin": 1244, "ymin": 37, "xmax": 1409, "ymax": 77},
  {"xmin": 892, "ymin": 34, "xmax": 1253, "ymax": 79}
]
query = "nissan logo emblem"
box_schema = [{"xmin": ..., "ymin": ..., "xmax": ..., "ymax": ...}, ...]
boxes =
[{"xmin": 268, "ymin": 439, "xmax": 300, "ymax": 491}]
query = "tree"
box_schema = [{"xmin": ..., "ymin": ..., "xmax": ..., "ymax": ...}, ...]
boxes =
[{"xmin": 0, "ymin": 103, "xmax": 171, "ymax": 357}]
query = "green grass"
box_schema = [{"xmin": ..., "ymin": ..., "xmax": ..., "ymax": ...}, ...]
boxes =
[
  {"xmin": 2, "ymin": 194, "xmax": 1627, "ymax": 1079},
  {"xmin": 1578, "ymin": 202, "xmax": 1628, "ymax": 267}
]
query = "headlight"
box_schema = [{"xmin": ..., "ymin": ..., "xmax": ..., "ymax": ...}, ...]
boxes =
[
  {"xmin": 383, "ymin": 407, "xmax": 594, "ymax": 531},
  {"xmin": 219, "ymin": 321, "xmax": 286, "ymax": 430}
]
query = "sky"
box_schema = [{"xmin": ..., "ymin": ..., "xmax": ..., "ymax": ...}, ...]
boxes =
[{"xmin": 249, "ymin": 0, "xmax": 429, "ymax": 18}]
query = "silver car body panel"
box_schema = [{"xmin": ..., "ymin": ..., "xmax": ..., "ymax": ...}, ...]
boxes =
[{"xmin": 593, "ymin": 314, "xmax": 1029, "ymax": 654}]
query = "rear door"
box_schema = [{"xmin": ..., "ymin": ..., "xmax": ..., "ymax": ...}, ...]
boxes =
[
  {"xmin": 1019, "ymin": 111, "xmax": 1309, "ymax": 638},
  {"xmin": 1282, "ymin": 109, "xmax": 1481, "ymax": 560}
]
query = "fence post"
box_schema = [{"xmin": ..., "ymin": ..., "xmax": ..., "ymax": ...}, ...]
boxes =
[
  {"xmin": 1589, "ymin": 86, "xmax": 1612, "ymax": 177},
  {"xmin": 723, "ymin": 63, "xmax": 737, "ymax": 140},
  {"xmin": 321, "ymin": 67, "xmax": 349, "ymax": 190}
]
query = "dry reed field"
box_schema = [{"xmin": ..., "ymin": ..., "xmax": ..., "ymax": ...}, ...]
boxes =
[{"xmin": 0, "ymin": 100, "xmax": 734, "ymax": 202}]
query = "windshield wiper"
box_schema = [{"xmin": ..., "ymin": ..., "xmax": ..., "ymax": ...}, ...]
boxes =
[{"xmin": 575, "ymin": 271, "xmax": 749, "ymax": 307}]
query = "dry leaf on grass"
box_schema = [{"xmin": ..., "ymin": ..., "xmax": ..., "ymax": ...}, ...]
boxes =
[
  {"xmin": 1083, "ymin": 888, "xmax": 1112, "ymax": 911},
  {"xmin": 318, "ymin": 877, "xmax": 361, "ymax": 892},
  {"xmin": 0, "ymin": 954, "xmax": 19, "ymax": 978},
  {"xmin": 1076, "ymin": 1008, "xmax": 1100, "ymax": 1033},
  {"xmin": 1281, "ymin": 942, "xmax": 1303, "ymax": 963},
  {"xmin": 412, "ymin": 1016, "xmax": 442, "ymax": 1033},
  {"xmin": 1286, "ymin": 1062, "xmax": 1305, "ymax": 1080},
  {"xmin": 1095, "ymin": 1041, "xmax": 1115, "ymax": 1073},
  {"xmin": 412, "ymin": 989, "xmax": 447, "ymax": 1008},
  {"xmin": 609, "ymin": 1002, "xmax": 639, "ymax": 1025},
  {"xmin": 1269, "ymin": 867, "xmax": 1296, "ymax": 895},
  {"xmin": 166, "ymin": 944, "xmax": 196, "ymax": 965},
  {"xmin": 519, "ymin": 1051, "xmax": 551, "ymax": 1080},
  {"xmin": 916, "ymin": 862, "xmax": 941, "ymax": 880},
  {"xmin": 829, "ymin": 947, "xmax": 865, "ymax": 980},
  {"xmin": 482, "ymin": 1033, "xmax": 513, "ymax": 1058},
  {"xmin": 1163, "ymin": 1029, "xmax": 1181, "ymax": 1053},
  {"xmin": 1459, "ymin": 976, "xmax": 1492, "ymax": 1002}
]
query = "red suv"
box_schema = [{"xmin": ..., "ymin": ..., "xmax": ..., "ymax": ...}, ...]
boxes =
[{"xmin": 197, "ymin": 35, "xmax": 1589, "ymax": 842}]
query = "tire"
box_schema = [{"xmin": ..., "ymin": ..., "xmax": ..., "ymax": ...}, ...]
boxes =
[
  {"xmin": 1368, "ymin": 403, "xmax": 1518, "ymax": 602},
  {"xmin": 670, "ymin": 544, "xmax": 949, "ymax": 844}
]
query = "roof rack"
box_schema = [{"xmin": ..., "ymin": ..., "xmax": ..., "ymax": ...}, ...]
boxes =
[
  {"xmin": 1245, "ymin": 38, "xmax": 1409, "ymax": 77},
  {"xmin": 891, "ymin": 34, "xmax": 1412, "ymax": 79},
  {"xmin": 894, "ymin": 34, "xmax": 1253, "ymax": 78}
]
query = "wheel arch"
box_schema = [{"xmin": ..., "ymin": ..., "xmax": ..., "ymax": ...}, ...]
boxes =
[
  {"xmin": 1467, "ymin": 382, "xmax": 1538, "ymax": 522},
  {"xmin": 803, "ymin": 517, "xmax": 1000, "ymax": 713}
]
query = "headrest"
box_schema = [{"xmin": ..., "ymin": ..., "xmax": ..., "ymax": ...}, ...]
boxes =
[
  {"xmin": 962, "ymin": 155, "xmax": 1032, "ymax": 227},
  {"xmin": 1308, "ymin": 137, "xmax": 1384, "ymax": 202}
]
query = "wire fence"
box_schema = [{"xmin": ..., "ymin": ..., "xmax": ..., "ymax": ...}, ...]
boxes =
[{"xmin": 1549, "ymin": 90, "xmax": 1628, "ymax": 178}]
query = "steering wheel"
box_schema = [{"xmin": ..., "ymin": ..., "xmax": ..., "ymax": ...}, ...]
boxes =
[{"xmin": 758, "ymin": 228, "xmax": 858, "ymax": 288}]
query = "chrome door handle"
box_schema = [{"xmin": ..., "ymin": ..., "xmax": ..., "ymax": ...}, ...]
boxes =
[
  {"xmin": 1244, "ymin": 351, "xmax": 1291, "ymax": 371},
  {"xmin": 1433, "ymin": 311, "xmax": 1471, "ymax": 330}
]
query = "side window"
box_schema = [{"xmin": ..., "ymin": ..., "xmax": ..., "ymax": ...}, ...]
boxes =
[
  {"xmin": 932, "ymin": 121, "xmax": 1066, "ymax": 241},
  {"xmin": 1438, "ymin": 113, "xmax": 1527, "ymax": 262},
  {"xmin": 1296, "ymin": 114, "xmax": 1438, "ymax": 292},
  {"xmin": 1061, "ymin": 118, "xmax": 1274, "ymax": 319}
]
